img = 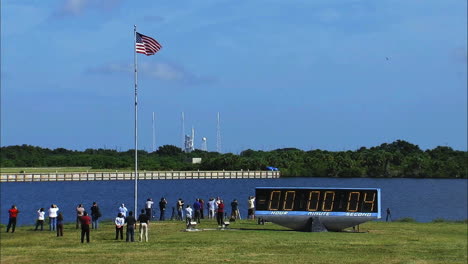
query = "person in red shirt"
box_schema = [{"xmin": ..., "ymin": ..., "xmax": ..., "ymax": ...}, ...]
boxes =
[
  {"xmin": 6, "ymin": 205, "xmax": 19, "ymax": 233},
  {"xmin": 79, "ymin": 212, "xmax": 91, "ymax": 243},
  {"xmin": 216, "ymin": 200, "xmax": 225, "ymax": 227}
]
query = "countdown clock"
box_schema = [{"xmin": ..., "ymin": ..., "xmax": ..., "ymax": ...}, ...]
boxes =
[{"xmin": 255, "ymin": 187, "xmax": 381, "ymax": 232}]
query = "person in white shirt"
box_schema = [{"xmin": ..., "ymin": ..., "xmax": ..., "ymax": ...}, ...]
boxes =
[
  {"xmin": 35, "ymin": 208, "xmax": 45, "ymax": 231},
  {"xmin": 115, "ymin": 213, "xmax": 125, "ymax": 240},
  {"xmin": 208, "ymin": 198, "xmax": 216, "ymax": 219},
  {"xmin": 76, "ymin": 204, "xmax": 85, "ymax": 229},
  {"xmin": 119, "ymin": 204, "xmax": 128, "ymax": 218},
  {"xmin": 48, "ymin": 204, "xmax": 59, "ymax": 231},
  {"xmin": 248, "ymin": 196, "xmax": 256, "ymax": 220},
  {"xmin": 145, "ymin": 198, "xmax": 154, "ymax": 219},
  {"xmin": 185, "ymin": 205, "xmax": 193, "ymax": 228}
]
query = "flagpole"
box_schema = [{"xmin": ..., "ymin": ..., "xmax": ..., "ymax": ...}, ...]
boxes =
[{"xmin": 134, "ymin": 25, "xmax": 139, "ymax": 214}]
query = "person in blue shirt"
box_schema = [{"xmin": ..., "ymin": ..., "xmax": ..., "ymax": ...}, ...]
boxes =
[
  {"xmin": 193, "ymin": 199, "xmax": 201, "ymax": 223},
  {"xmin": 119, "ymin": 204, "xmax": 128, "ymax": 218}
]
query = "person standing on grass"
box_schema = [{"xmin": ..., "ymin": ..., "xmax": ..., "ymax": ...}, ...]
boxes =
[
  {"xmin": 125, "ymin": 211, "xmax": 137, "ymax": 242},
  {"xmin": 215, "ymin": 197, "xmax": 221, "ymax": 213},
  {"xmin": 199, "ymin": 199, "xmax": 205, "ymax": 219},
  {"xmin": 208, "ymin": 198, "xmax": 216, "ymax": 219},
  {"xmin": 185, "ymin": 205, "xmax": 193, "ymax": 229},
  {"xmin": 248, "ymin": 196, "xmax": 256, "ymax": 220},
  {"xmin": 79, "ymin": 212, "xmax": 91, "ymax": 243},
  {"xmin": 138, "ymin": 209, "xmax": 150, "ymax": 242},
  {"xmin": 57, "ymin": 213, "xmax": 64, "ymax": 237},
  {"xmin": 115, "ymin": 213, "xmax": 125, "ymax": 240},
  {"xmin": 90, "ymin": 202, "xmax": 101, "ymax": 229},
  {"xmin": 119, "ymin": 204, "xmax": 128, "ymax": 218},
  {"xmin": 145, "ymin": 198, "xmax": 154, "ymax": 219},
  {"xmin": 76, "ymin": 204, "xmax": 85, "ymax": 229},
  {"xmin": 159, "ymin": 197, "xmax": 167, "ymax": 221},
  {"xmin": 176, "ymin": 198, "xmax": 184, "ymax": 221},
  {"xmin": 193, "ymin": 199, "xmax": 201, "ymax": 224},
  {"xmin": 6, "ymin": 205, "xmax": 19, "ymax": 233},
  {"xmin": 231, "ymin": 199, "xmax": 239, "ymax": 220},
  {"xmin": 217, "ymin": 200, "xmax": 225, "ymax": 227},
  {"xmin": 48, "ymin": 204, "xmax": 59, "ymax": 231},
  {"xmin": 35, "ymin": 208, "xmax": 45, "ymax": 231},
  {"xmin": 386, "ymin": 208, "xmax": 392, "ymax": 222}
]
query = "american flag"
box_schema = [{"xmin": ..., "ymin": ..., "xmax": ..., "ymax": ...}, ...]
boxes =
[{"xmin": 136, "ymin": 32, "xmax": 162, "ymax": 56}]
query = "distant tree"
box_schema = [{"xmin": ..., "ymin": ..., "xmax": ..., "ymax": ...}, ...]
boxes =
[
  {"xmin": 0, "ymin": 141, "xmax": 466, "ymax": 179},
  {"xmin": 156, "ymin": 145, "xmax": 183, "ymax": 156}
]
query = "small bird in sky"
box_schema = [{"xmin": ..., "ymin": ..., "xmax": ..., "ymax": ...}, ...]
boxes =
[{"xmin": 386, "ymin": 57, "xmax": 390, "ymax": 61}]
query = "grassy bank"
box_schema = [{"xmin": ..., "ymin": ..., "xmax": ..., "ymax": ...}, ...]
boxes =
[{"xmin": 0, "ymin": 220, "xmax": 466, "ymax": 264}]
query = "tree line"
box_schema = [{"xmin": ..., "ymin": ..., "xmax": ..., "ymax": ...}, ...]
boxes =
[{"xmin": 0, "ymin": 140, "xmax": 466, "ymax": 178}]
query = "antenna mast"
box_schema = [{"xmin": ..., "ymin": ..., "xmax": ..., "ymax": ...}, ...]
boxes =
[
  {"xmin": 181, "ymin": 112, "xmax": 185, "ymax": 150},
  {"xmin": 191, "ymin": 127, "xmax": 195, "ymax": 152}
]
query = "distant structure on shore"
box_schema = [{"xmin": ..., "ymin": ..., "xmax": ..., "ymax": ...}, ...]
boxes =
[
  {"xmin": 201, "ymin": 137, "xmax": 207, "ymax": 151},
  {"xmin": 179, "ymin": 111, "xmax": 222, "ymax": 153},
  {"xmin": 184, "ymin": 127, "xmax": 195, "ymax": 153}
]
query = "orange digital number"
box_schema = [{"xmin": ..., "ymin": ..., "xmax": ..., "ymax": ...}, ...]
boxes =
[
  {"xmin": 346, "ymin": 192, "xmax": 360, "ymax": 212},
  {"xmin": 282, "ymin": 191, "xmax": 296, "ymax": 211},
  {"xmin": 307, "ymin": 191, "xmax": 320, "ymax": 211},
  {"xmin": 268, "ymin": 191, "xmax": 281, "ymax": 210},
  {"xmin": 363, "ymin": 192, "xmax": 376, "ymax": 212},
  {"xmin": 321, "ymin": 191, "xmax": 335, "ymax": 211}
]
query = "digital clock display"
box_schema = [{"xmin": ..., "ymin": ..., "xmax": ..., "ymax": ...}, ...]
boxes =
[{"xmin": 256, "ymin": 188, "xmax": 379, "ymax": 213}]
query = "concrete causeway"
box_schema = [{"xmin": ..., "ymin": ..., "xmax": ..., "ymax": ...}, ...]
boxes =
[{"xmin": 0, "ymin": 170, "xmax": 280, "ymax": 182}]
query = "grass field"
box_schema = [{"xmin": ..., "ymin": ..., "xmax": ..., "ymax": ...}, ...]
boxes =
[{"xmin": 0, "ymin": 220, "xmax": 466, "ymax": 264}]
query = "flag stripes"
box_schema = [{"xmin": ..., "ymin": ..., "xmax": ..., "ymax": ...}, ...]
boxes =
[{"xmin": 136, "ymin": 32, "xmax": 162, "ymax": 56}]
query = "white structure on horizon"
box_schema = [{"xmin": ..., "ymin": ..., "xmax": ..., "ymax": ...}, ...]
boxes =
[
  {"xmin": 201, "ymin": 137, "xmax": 207, "ymax": 151},
  {"xmin": 184, "ymin": 127, "xmax": 195, "ymax": 153}
]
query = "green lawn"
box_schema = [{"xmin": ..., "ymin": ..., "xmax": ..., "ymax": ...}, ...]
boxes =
[{"xmin": 0, "ymin": 220, "xmax": 466, "ymax": 264}]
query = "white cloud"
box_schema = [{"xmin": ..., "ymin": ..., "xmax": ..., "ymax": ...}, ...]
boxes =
[
  {"xmin": 60, "ymin": 0, "xmax": 90, "ymax": 16},
  {"xmin": 86, "ymin": 61, "xmax": 215, "ymax": 85},
  {"xmin": 139, "ymin": 62, "xmax": 184, "ymax": 81},
  {"xmin": 53, "ymin": 0, "xmax": 122, "ymax": 17}
]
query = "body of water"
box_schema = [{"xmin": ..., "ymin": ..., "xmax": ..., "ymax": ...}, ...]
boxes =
[{"xmin": 1, "ymin": 177, "xmax": 467, "ymax": 226}]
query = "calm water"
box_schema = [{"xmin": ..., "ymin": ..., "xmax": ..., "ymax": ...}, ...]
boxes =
[{"xmin": 1, "ymin": 177, "xmax": 467, "ymax": 226}]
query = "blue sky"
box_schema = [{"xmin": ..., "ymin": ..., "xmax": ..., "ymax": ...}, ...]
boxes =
[{"xmin": 1, "ymin": 0, "xmax": 466, "ymax": 153}]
